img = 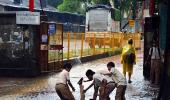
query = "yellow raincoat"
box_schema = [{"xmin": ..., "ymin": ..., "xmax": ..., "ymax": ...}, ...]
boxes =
[{"xmin": 121, "ymin": 44, "xmax": 136, "ymax": 75}]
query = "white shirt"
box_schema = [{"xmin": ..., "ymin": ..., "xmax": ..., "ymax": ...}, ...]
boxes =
[
  {"xmin": 56, "ymin": 69, "xmax": 70, "ymax": 84},
  {"xmin": 110, "ymin": 68, "xmax": 127, "ymax": 86},
  {"xmin": 149, "ymin": 47, "xmax": 161, "ymax": 59},
  {"xmin": 96, "ymin": 70, "xmax": 114, "ymax": 82},
  {"xmin": 93, "ymin": 73, "xmax": 104, "ymax": 87},
  {"xmin": 93, "ymin": 72, "xmax": 114, "ymax": 87}
]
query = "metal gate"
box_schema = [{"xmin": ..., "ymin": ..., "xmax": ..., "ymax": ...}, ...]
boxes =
[{"xmin": 39, "ymin": 22, "xmax": 63, "ymax": 73}]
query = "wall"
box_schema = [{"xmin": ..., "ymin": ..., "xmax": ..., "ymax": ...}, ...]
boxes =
[{"xmin": 159, "ymin": 2, "xmax": 170, "ymax": 99}]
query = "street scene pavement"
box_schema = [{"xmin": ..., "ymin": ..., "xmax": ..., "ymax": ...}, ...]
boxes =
[{"xmin": 0, "ymin": 51, "xmax": 159, "ymax": 100}]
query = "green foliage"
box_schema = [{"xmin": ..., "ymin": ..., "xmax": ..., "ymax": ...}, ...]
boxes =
[
  {"xmin": 49, "ymin": 47, "xmax": 122, "ymax": 60},
  {"xmin": 58, "ymin": 0, "xmax": 84, "ymax": 14},
  {"xmin": 57, "ymin": 0, "xmax": 123, "ymax": 20},
  {"xmin": 108, "ymin": 47, "xmax": 122, "ymax": 56},
  {"xmin": 120, "ymin": 0, "xmax": 131, "ymax": 18},
  {"xmin": 111, "ymin": 9, "xmax": 121, "ymax": 21},
  {"xmin": 120, "ymin": 0, "xmax": 141, "ymax": 19},
  {"xmin": 92, "ymin": 0, "xmax": 109, "ymax": 5},
  {"xmin": 57, "ymin": 0, "xmax": 112, "ymax": 14}
]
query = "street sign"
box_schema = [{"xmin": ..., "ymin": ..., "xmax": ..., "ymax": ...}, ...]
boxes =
[
  {"xmin": 16, "ymin": 11, "xmax": 40, "ymax": 25},
  {"xmin": 129, "ymin": 20, "xmax": 135, "ymax": 27}
]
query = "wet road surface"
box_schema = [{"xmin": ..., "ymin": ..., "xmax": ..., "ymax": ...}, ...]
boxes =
[{"xmin": 0, "ymin": 51, "xmax": 159, "ymax": 100}]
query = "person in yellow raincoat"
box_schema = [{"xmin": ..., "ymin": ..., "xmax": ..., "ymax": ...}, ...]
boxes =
[{"xmin": 121, "ymin": 39, "xmax": 136, "ymax": 83}]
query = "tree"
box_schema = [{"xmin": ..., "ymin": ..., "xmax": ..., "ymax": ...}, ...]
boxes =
[
  {"xmin": 92, "ymin": 0, "xmax": 110, "ymax": 5},
  {"xmin": 58, "ymin": 0, "xmax": 84, "ymax": 14},
  {"xmin": 119, "ymin": 0, "xmax": 144, "ymax": 19},
  {"xmin": 57, "ymin": 0, "xmax": 121, "ymax": 15}
]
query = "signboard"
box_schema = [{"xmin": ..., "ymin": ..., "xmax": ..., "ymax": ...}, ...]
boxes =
[
  {"xmin": 129, "ymin": 20, "xmax": 135, "ymax": 27},
  {"xmin": 48, "ymin": 24, "xmax": 56, "ymax": 35},
  {"xmin": 16, "ymin": 11, "xmax": 40, "ymax": 25}
]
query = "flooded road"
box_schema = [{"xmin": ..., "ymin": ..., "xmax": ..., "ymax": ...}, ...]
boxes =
[{"xmin": 0, "ymin": 51, "xmax": 159, "ymax": 100}]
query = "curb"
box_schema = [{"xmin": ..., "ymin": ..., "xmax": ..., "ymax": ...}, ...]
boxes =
[{"xmin": 63, "ymin": 52, "xmax": 111, "ymax": 66}]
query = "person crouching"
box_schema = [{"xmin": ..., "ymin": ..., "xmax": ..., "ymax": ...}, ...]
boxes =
[{"xmin": 55, "ymin": 63, "xmax": 75, "ymax": 100}]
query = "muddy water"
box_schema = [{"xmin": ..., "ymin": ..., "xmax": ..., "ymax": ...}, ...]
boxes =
[{"xmin": 0, "ymin": 52, "xmax": 159, "ymax": 100}]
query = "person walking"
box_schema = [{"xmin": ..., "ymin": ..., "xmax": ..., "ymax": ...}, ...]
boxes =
[
  {"xmin": 55, "ymin": 63, "xmax": 75, "ymax": 100},
  {"xmin": 121, "ymin": 38, "xmax": 136, "ymax": 83}
]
